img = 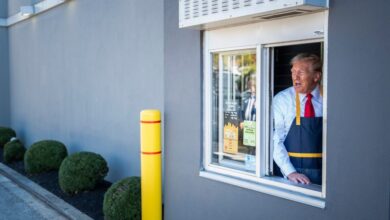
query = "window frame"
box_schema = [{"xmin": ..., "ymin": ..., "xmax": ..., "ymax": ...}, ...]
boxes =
[
  {"xmin": 203, "ymin": 45, "xmax": 262, "ymax": 182},
  {"xmin": 202, "ymin": 38, "xmax": 327, "ymax": 207},
  {"xmin": 216, "ymin": 49, "xmax": 259, "ymax": 175},
  {"xmin": 264, "ymin": 38, "xmax": 327, "ymax": 196}
]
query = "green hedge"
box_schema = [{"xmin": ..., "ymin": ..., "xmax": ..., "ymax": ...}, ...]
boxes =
[
  {"xmin": 3, "ymin": 139, "xmax": 26, "ymax": 164},
  {"xmin": 0, "ymin": 127, "xmax": 16, "ymax": 148},
  {"xmin": 59, "ymin": 152, "xmax": 109, "ymax": 194},
  {"xmin": 103, "ymin": 177, "xmax": 141, "ymax": 220},
  {"xmin": 24, "ymin": 140, "xmax": 68, "ymax": 174}
]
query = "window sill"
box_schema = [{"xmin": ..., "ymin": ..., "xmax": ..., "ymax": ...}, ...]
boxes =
[{"xmin": 199, "ymin": 170, "xmax": 325, "ymax": 208}]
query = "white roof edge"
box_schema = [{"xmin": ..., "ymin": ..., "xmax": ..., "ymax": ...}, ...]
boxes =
[{"xmin": 0, "ymin": 0, "xmax": 69, "ymax": 27}]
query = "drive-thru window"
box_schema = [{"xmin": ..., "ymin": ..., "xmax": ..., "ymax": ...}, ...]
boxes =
[
  {"xmin": 201, "ymin": 12, "xmax": 326, "ymax": 206},
  {"xmin": 180, "ymin": 0, "xmax": 328, "ymax": 207}
]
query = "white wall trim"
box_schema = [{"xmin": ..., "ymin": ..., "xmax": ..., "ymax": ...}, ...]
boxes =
[
  {"xmin": 200, "ymin": 170, "xmax": 326, "ymax": 208},
  {"xmin": 0, "ymin": 0, "xmax": 69, "ymax": 27},
  {"xmin": 0, "ymin": 18, "xmax": 6, "ymax": 26}
]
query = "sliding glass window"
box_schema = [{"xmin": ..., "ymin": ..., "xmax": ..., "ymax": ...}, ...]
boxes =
[{"xmin": 209, "ymin": 49, "xmax": 258, "ymax": 175}]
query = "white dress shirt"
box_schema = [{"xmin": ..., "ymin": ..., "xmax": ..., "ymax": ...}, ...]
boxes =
[
  {"xmin": 272, "ymin": 85, "xmax": 323, "ymax": 176},
  {"xmin": 245, "ymin": 96, "xmax": 256, "ymax": 121}
]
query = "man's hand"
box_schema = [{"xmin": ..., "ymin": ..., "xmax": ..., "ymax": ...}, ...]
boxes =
[{"xmin": 287, "ymin": 172, "xmax": 310, "ymax": 184}]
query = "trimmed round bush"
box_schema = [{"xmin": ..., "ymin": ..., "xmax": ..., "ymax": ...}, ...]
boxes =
[
  {"xmin": 0, "ymin": 127, "xmax": 16, "ymax": 148},
  {"xmin": 24, "ymin": 140, "xmax": 68, "ymax": 174},
  {"xmin": 3, "ymin": 139, "xmax": 26, "ymax": 164},
  {"xmin": 103, "ymin": 177, "xmax": 141, "ymax": 220},
  {"xmin": 59, "ymin": 152, "xmax": 109, "ymax": 194}
]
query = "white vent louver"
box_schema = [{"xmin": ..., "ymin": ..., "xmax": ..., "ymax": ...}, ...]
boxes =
[{"xmin": 179, "ymin": 0, "xmax": 327, "ymax": 30}]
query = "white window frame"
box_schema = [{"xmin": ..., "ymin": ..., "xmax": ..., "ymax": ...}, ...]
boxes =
[
  {"xmin": 204, "ymin": 46, "xmax": 261, "ymax": 182},
  {"xmin": 216, "ymin": 49, "xmax": 259, "ymax": 175},
  {"xmin": 264, "ymin": 38, "xmax": 327, "ymax": 195},
  {"xmin": 201, "ymin": 14, "xmax": 328, "ymax": 208}
]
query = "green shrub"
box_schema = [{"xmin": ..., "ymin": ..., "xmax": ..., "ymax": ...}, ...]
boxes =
[
  {"xmin": 103, "ymin": 177, "xmax": 141, "ymax": 220},
  {"xmin": 3, "ymin": 139, "xmax": 26, "ymax": 164},
  {"xmin": 59, "ymin": 152, "xmax": 109, "ymax": 194},
  {"xmin": 24, "ymin": 140, "xmax": 68, "ymax": 174},
  {"xmin": 0, "ymin": 127, "xmax": 16, "ymax": 148}
]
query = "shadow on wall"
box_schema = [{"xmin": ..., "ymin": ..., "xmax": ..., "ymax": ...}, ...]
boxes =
[{"xmin": 12, "ymin": 122, "xmax": 27, "ymax": 144}]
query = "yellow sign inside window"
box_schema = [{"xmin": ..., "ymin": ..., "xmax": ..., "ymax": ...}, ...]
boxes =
[{"xmin": 223, "ymin": 123, "xmax": 238, "ymax": 154}]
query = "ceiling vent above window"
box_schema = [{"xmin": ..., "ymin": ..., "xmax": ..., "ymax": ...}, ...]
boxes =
[
  {"xmin": 179, "ymin": 0, "xmax": 328, "ymax": 30},
  {"xmin": 255, "ymin": 9, "xmax": 310, "ymax": 19}
]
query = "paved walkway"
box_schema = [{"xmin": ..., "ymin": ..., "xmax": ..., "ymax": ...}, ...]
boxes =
[
  {"xmin": 0, "ymin": 163, "xmax": 92, "ymax": 220},
  {"xmin": 0, "ymin": 173, "xmax": 67, "ymax": 220}
]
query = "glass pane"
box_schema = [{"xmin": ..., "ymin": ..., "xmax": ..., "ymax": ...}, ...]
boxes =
[{"xmin": 211, "ymin": 50, "xmax": 257, "ymax": 173}]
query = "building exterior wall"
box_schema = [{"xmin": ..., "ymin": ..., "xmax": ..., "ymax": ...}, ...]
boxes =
[
  {"xmin": 7, "ymin": 0, "xmax": 43, "ymax": 17},
  {"xmin": 163, "ymin": 0, "xmax": 202, "ymax": 217},
  {"xmin": 0, "ymin": 1, "xmax": 10, "ymax": 126},
  {"xmin": 325, "ymin": 0, "xmax": 390, "ymax": 219},
  {"xmin": 0, "ymin": 28, "xmax": 10, "ymax": 126},
  {"xmin": 8, "ymin": 0, "xmax": 164, "ymax": 181},
  {"xmin": 164, "ymin": 0, "xmax": 389, "ymax": 220},
  {"xmin": 2, "ymin": 0, "xmax": 389, "ymax": 218},
  {"xmin": 0, "ymin": 1, "xmax": 7, "ymax": 16}
]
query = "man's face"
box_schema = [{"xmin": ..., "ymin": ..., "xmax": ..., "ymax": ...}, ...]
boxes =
[
  {"xmin": 250, "ymin": 82, "xmax": 256, "ymax": 95},
  {"xmin": 291, "ymin": 60, "xmax": 321, "ymax": 94}
]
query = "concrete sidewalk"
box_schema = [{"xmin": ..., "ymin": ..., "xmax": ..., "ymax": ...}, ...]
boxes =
[{"xmin": 0, "ymin": 163, "xmax": 92, "ymax": 220}]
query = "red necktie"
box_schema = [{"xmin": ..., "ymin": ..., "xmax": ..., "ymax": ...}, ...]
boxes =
[{"xmin": 304, "ymin": 93, "xmax": 315, "ymax": 117}]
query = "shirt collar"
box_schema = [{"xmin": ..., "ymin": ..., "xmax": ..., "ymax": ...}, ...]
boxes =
[
  {"xmin": 311, "ymin": 85, "xmax": 321, "ymax": 100},
  {"xmin": 297, "ymin": 85, "xmax": 321, "ymax": 102}
]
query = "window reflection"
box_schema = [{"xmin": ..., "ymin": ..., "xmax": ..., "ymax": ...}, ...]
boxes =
[{"xmin": 211, "ymin": 50, "xmax": 257, "ymax": 173}]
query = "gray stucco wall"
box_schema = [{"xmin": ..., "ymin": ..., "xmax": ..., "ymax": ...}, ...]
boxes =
[
  {"xmin": 164, "ymin": 0, "xmax": 389, "ymax": 219},
  {"xmin": 0, "ymin": 1, "xmax": 10, "ymax": 126},
  {"xmin": 1, "ymin": 1, "xmax": 7, "ymax": 16},
  {"xmin": 0, "ymin": 28, "xmax": 10, "ymax": 126},
  {"xmin": 8, "ymin": 0, "xmax": 164, "ymax": 181},
  {"xmin": 326, "ymin": 0, "xmax": 390, "ymax": 219}
]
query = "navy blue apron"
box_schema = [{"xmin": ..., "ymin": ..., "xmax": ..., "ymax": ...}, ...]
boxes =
[{"xmin": 283, "ymin": 94, "xmax": 323, "ymax": 185}]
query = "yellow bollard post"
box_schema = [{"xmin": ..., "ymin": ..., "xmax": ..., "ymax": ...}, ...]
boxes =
[{"xmin": 140, "ymin": 110, "xmax": 162, "ymax": 220}]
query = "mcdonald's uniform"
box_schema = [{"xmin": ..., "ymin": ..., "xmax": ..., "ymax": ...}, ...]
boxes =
[
  {"xmin": 273, "ymin": 86, "xmax": 323, "ymax": 185},
  {"xmin": 284, "ymin": 112, "xmax": 322, "ymax": 184}
]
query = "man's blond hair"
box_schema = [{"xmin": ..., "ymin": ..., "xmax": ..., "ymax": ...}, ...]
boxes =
[{"xmin": 290, "ymin": 53, "xmax": 322, "ymax": 73}]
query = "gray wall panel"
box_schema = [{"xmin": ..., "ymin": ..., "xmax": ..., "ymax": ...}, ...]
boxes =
[
  {"xmin": 0, "ymin": 0, "xmax": 10, "ymax": 126},
  {"xmin": 163, "ymin": 0, "xmax": 203, "ymax": 218},
  {"xmin": 0, "ymin": 27, "xmax": 10, "ymax": 126},
  {"xmin": 0, "ymin": 0, "xmax": 9, "ymax": 126},
  {"xmin": 326, "ymin": 0, "xmax": 390, "ymax": 219},
  {"xmin": 0, "ymin": 0, "xmax": 7, "ymax": 17},
  {"xmin": 164, "ymin": 0, "xmax": 389, "ymax": 219},
  {"xmin": 8, "ymin": 0, "xmax": 164, "ymax": 181}
]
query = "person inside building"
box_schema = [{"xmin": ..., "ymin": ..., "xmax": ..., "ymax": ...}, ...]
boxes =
[
  {"xmin": 239, "ymin": 77, "xmax": 256, "ymax": 155},
  {"xmin": 273, "ymin": 53, "xmax": 323, "ymax": 185},
  {"xmin": 242, "ymin": 78, "xmax": 256, "ymax": 122}
]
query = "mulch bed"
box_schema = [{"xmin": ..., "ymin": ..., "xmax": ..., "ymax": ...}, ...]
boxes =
[{"xmin": 0, "ymin": 150, "xmax": 111, "ymax": 220}]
